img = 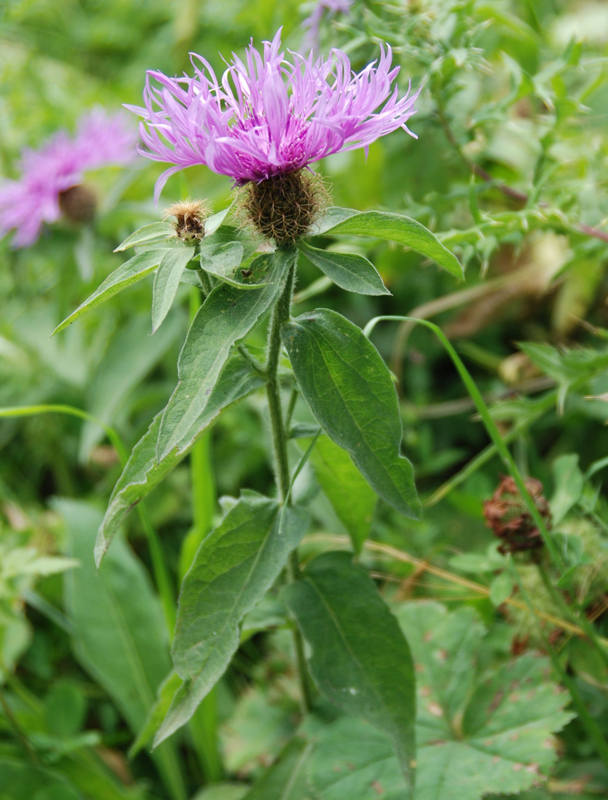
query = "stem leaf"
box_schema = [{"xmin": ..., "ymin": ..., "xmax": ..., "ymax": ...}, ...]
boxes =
[
  {"xmin": 298, "ymin": 240, "xmax": 390, "ymax": 296},
  {"xmin": 310, "ymin": 208, "xmax": 463, "ymax": 278},
  {"xmin": 283, "ymin": 551, "xmax": 416, "ymax": 795},
  {"xmin": 152, "ymin": 248, "xmax": 196, "ymax": 333},
  {"xmin": 95, "ymin": 357, "xmax": 264, "ymax": 564},
  {"xmin": 156, "ymin": 495, "xmax": 309, "ymax": 745},
  {"xmin": 282, "ymin": 308, "xmax": 421, "ymax": 520},
  {"xmin": 53, "ymin": 249, "xmax": 169, "ymax": 334}
]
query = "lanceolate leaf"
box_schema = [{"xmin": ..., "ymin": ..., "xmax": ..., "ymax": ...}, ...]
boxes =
[
  {"xmin": 152, "ymin": 247, "xmax": 195, "ymax": 332},
  {"xmin": 53, "ymin": 249, "xmax": 169, "ymax": 334},
  {"xmin": 156, "ymin": 495, "xmax": 309, "ymax": 745},
  {"xmin": 283, "ymin": 551, "xmax": 416, "ymax": 795},
  {"xmin": 200, "ymin": 241, "xmax": 272, "ymax": 290},
  {"xmin": 312, "ymin": 207, "xmax": 463, "ymax": 278},
  {"xmin": 95, "ymin": 357, "xmax": 264, "ymax": 564},
  {"xmin": 114, "ymin": 222, "xmax": 174, "ymax": 252},
  {"xmin": 298, "ymin": 240, "xmax": 389, "ymax": 296},
  {"xmin": 282, "ymin": 309, "xmax": 421, "ymax": 520},
  {"xmin": 157, "ymin": 249, "xmax": 291, "ymax": 461}
]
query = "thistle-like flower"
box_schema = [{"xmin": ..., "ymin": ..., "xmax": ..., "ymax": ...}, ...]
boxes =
[
  {"xmin": 0, "ymin": 110, "xmax": 138, "ymax": 248},
  {"xmin": 129, "ymin": 28, "xmax": 419, "ymax": 244}
]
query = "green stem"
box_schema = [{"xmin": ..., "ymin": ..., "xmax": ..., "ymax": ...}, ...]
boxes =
[{"xmin": 265, "ymin": 247, "xmax": 314, "ymax": 714}]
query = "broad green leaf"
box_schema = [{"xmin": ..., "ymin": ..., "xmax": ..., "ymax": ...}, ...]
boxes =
[
  {"xmin": 114, "ymin": 221, "xmax": 174, "ymax": 252},
  {"xmin": 58, "ymin": 499, "xmax": 186, "ymax": 800},
  {"xmin": 156, "ymin": 249, "xmax": 291, "ymax": 461},
  {"xmin": 240, "ymin": 738, "xmax": 312, "ymax": 800},
  {"xmin": 283, "ymin": 551, "xmax": 416, "ymax": 794},
  {"xmin": 302, "ymin": 434, "xmax": 377, "ymax": 553},
  {"xmin": 489, "ymin": 572, "xmax": 513, "ymax": 606},
  {"xmin": 550, "ymin": 453, "xmax": 583, "ymax": 525},
  {"xmin": 282, "ymin": 309, "xmax": 421, "ymax": 520},
  {"xmin": 0, "ymin": 757, "xmax": 83, "ymax": 800},
  {"xmin": 80, "ymin": 312, "xmax": 182, "ymax": 461},
  {"xmin": 152, "ymin": 247, "xmax": 195, "ymax": 332},
  {"xmin": 314, "ymin": 208, "xmax": 463, "ymax": 278},
  {"xmin": 306, "ymin": 717, "xmax": 405, "ymax": 800},
  {"xmin": 157, "ymin": 494, "xmax": 309, "ymax": 744},
  {"xmin": 298, "ymin": 240, "xmax": 389, "ymax": 296},
  {"xmin": 53, "ymin": 249, "xmax": 168, "ymax": 334},
  {"xmin": 394, "ymin": 602, "xmax": 574, "ymax": 800},
  {"xmin": 95, "ymin": 356, "xmax": 263, "ymax": 564}
]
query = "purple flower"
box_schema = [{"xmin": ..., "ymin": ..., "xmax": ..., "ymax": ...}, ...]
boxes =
[
  {"xmin": 129, "ymin": 29, "xmax": 419, "ymax": 202},
  {"xmin": 0, "ymin": 110, "xmax": 138, "ymax": 248},
  {"xmin": 302, "ymin": 0, "xmax": 353, "ymax": 52}
]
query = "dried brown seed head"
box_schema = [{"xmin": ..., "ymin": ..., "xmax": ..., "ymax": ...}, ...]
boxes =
[{"xmin": 483, "ymin": 475, "xmax": 551, "ymax": 555}]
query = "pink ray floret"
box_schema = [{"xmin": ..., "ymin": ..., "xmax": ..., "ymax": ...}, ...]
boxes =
[
  {"xmin": 0, "ymin": 110, "xmax": 138, "ymax": 248},
  {"xmin": 129, "ymin": 29, "xmax": 420, "ymax": 202}
]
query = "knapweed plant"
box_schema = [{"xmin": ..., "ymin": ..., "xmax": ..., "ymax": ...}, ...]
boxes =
[{"xmin": 50, "ymin": 30, "xmax": 536, "ymax": 797}]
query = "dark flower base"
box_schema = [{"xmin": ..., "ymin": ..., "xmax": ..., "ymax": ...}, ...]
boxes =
[
  {"xmin": 243, "ymin": 169, "xmax": 325, "ymax": 246},
  {"xmin": 58, "ymin": 184, "xmax": 97, "ymax": 224}
]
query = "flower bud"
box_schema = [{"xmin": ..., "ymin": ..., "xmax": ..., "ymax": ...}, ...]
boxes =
[
  {"xmin": 164, "ymin": 199, "xmax": 210, "ymax": 242},
  {"xmin": 58, "ymin": 184, "xmax": 97, "ymax": 224}
]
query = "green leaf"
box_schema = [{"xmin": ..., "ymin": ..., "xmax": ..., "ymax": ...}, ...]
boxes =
[
  {"xmin": 298, "ymin": 240, "xmax": 389, "ymax": 296},
  {"xmin": 58, "ymin": 499, "xmax": 186, "ymax": 800},
  {"xmin": 394, "ymin": 602, "xmax": 575, "ymax": 800},
  {"xmin": 156, "ymin": 249, "xmax": 291, "ymax": 461},
  {"xmin": 550, "ymin": 453, "xmax": 584, "ymax": 525},
  {"xmin": 282, "ymin": 309, "xmax": 421, "ymax": 520},
  {"xmin": 157, "ymin": 494, "xmax": 309, "ymax": 745},
  {"xmin": 152, "ymin": 247, "xmax": 195, "ymax": 332},
  {"xmin": 53, "ymin": 249, "xmax": 168, "ymax": 334},
  {"xmin": 283, "ymin": 551, "xmax": 416, "ymax": 794},
  {"xmin": 306, "ymin": 717, "xmax": 405, "ymax": 800},
  {"xmin": 200, "ymin": 242, "xmax": 273, "ymax": 290},
  {"xmin": 240, "ymin": 738, "xmax": 312, "ymax": 800},
  {"xmin": 129, "ymin": 669, "xmax": 182, "ymax": 758},
  {"xmin": 114, "ymin": 221, "xmax": 174, "ymax": 252},
  {"xmin": 314, "ymin": 208, "xmax": 463, "ymax": 278},
  {"xmin": 303, "ymin": 434, "xmax": 377, "ymax": 553},
  {"xmin": 193, "ymin": 785, "xmax": 249, "ymax": 800},
  {"xmin": 489, "ymin": 571, "xmax": 513, "ymax": 606},
  {"xmin": 95, "ymin": 356, "xmax": 263, "ymax": 564}
]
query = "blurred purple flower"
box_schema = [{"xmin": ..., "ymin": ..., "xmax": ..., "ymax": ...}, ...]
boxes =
[
  {"xmin": 302, "ymin": 0, "xmax": 353, "ymax": 52},
  {"xmin": 0, "ymin": 110, "xmax": 138, "ymax": 248},
  {"xmin": 130, "ymin": 28, "xmax": 419, "ymax": 201}
]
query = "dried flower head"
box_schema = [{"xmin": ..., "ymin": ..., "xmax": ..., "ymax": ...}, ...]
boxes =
[
  {"xmin": 129, "ymin": 28, "xmax": 420, "ymax": 203},
  {"xmin": 0, "ymin": 110, "xmax": 138, "ymax": 248},
  {"xmin": 164, "ymin": 198, "xmax": 210, "ymax": 241},
  {"xmin": 483, "ymin": 475, "xmax": 551, "ymax": 555}
]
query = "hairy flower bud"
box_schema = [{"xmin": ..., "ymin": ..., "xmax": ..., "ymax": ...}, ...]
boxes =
[
  {"xmin": 164, "ymin": 199, "xmax": 210, "ymax": 241},
  {"xmin": 483, "ymin": 475, "xmax": 550, "ymax": 555}
]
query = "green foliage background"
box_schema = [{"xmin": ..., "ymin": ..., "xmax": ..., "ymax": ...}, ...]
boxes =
[{"xmin": 1, "ymin": 0, "xmax": 608, "ymax": 798}]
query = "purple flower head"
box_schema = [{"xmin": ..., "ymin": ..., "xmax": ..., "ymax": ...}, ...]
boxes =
[
  {"xmin": 302, "ymin": 0, "xmax": 353, "ymax": 52},
  {"xmin": 129, "ymin": 29, "xmax": 420, "ymax": 202},
  {"xmin": 0, "ymin": 110, "xmax": 138, "ymax": 248}
]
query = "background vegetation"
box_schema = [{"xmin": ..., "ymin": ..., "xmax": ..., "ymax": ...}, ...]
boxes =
[{"xmin": 1, "ymin": 0, "xmax": 608, "ymax": 798}]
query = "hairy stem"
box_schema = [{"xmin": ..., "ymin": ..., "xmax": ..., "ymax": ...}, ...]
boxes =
[{"xmin": 266, "ymin": 247, "xmax": 314, "ymax": 713}]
